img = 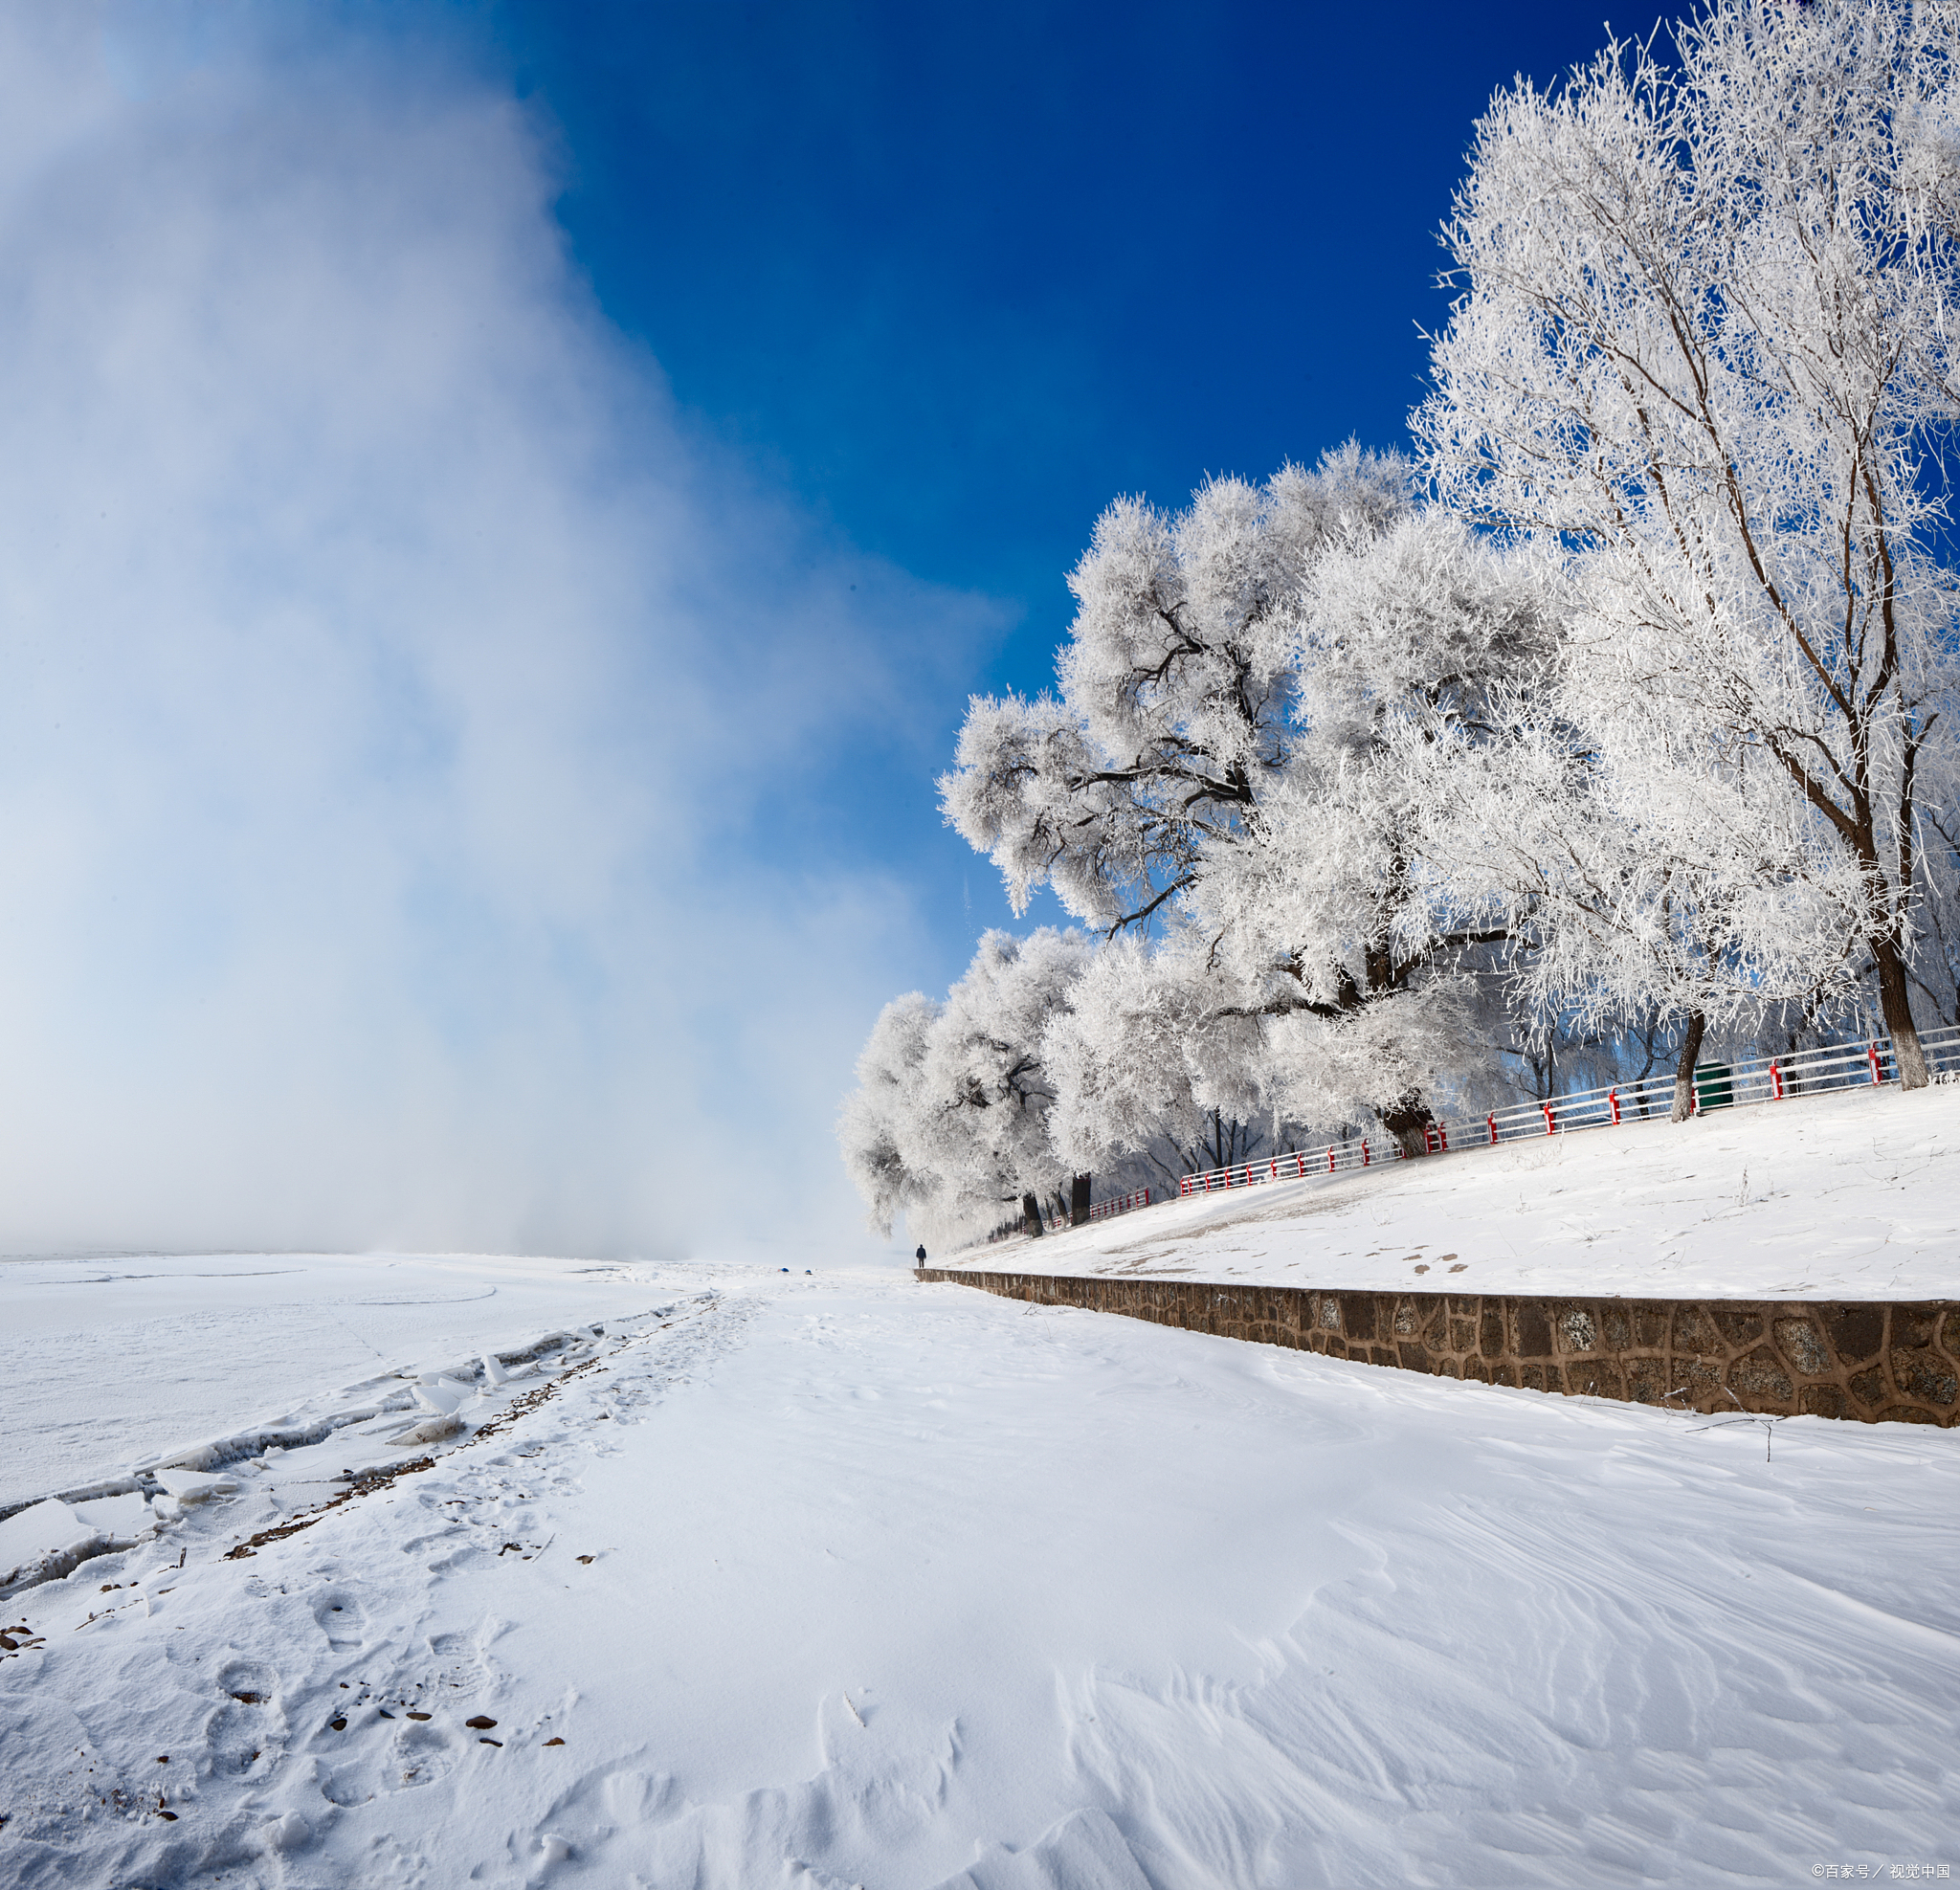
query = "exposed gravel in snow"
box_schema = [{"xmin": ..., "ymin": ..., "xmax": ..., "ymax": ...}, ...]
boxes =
[
  {"xmin": 2, "ymin": 1260, "xmax": 1956, "ymax": 1886},
  {"xmin": 944, "ymin": 1081, "xmax": 1960, "ymax": 1301}
]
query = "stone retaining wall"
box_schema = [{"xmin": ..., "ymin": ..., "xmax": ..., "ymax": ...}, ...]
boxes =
[{"xmin": 917, "ymin": 1269, "xmax": 1960, "ymax": 1426}]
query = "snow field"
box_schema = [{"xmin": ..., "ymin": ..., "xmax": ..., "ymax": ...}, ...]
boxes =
[
  {"xmin": 0, "ymin": 1251, "xmax": 674, "ymax": 1510},
  {"xmin": 954, "ymin": 1078, "xmax": 1960, "ymax": 1301},
  {"xmin": 3, "ymin": 1264, "xmax": 1957, "ymax": 1886}
]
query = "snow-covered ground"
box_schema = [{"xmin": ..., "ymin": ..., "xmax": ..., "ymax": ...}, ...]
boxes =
[
  {"xmin": 1, "ymin": 1253, "xmax": 673, "ymax": 1513},
  {"xmin": 946, "ymin": 1080, "xmax": 1960, "ymax": 1301},
  {"xmin": 3, "ymin": 1258, "xmax": 1957, "ymax": 1886}
]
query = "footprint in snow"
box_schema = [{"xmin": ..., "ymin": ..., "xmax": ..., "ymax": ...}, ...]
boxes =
[
  {"xmin": 207, "ymin": 1660, "xmax": 286, "ymax": 1778},
  {"xmin": 390, "ymin": 1716, "xmax": 460, "ymax": 1790},
  {"xmin": 312, "ymin": 1591, "xmax": 364, "ymax": 1652}
]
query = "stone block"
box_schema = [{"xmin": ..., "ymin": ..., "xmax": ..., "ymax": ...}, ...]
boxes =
[
  {"xmin": 1673, "ymin": 1306, "xmax": 1715, "ymax": 1356},
  {"xmin": 1850, "ymin": 1365, "xmax": 1887, "ymax": 1408},
  {"xmin": 1800, "ymin": 1386, "xmax": 1852, "ymax": 1419},
  {"xmin": 1397, "ymin": 1343, "xmax": 1431, "ymax": 1374},
  {"xmin": 1520, "ymin": 1365, "xmax": 1547, "ymax": 1391},
  {"xmin": 1556, "ymin": 1307, "xmax": 1597, "ymax": 1355},
  {"xmin": 1480, "ymin": 1307, "xmax": 1504, "ymax": 1357},
  {"xmin": 1627, "ymin": 1360, "xmax": 1670, "ymax": 1405},
  {"xmin": 1822, "ymin": 1304, "xmax": 1884, "ymax": 1363},
  {"xmin": 1516, "ymin": 1305, "xmax": 1552, "ymax": 1359},
  {"xmin": 1392, "ymin": 1300, "xmax": 1418, "ymax": 1336},
  {"xmin": 1342, "ymin": 1296, "xmax": 1377, "ymax": 1342},
  {"xmin": 1773, "ymin": 1316, "xmax": 1830, "ymax": 1376},
  {"xmin": 1714, "ymin": 1308, "xmax": 1764, "ymax": 1347},
  {"xmin": 1634, "ymin": 1305, "xmax": 1668, "ymax": 1348},
  {"xmin": 1727, "ymin": 1348, "xmax": 1794, "ymax": 1405},
  {"xmin": 1601, "ymin": 1305, "xmax": 1632, "ymax": 1351},
  {"xmin": 1890, "ymin": 1348, "xmax": 1958, "ymax": 1407},
  {"xmin": 1679, "ymin": 1361, "xmax": 1724, "ymax": 1408},
  {"xmin": 1422, "ymin": 1306, "xmax": 1447, "ymax": 1348},
  {"xmin": 1449, "ymin": 1317, "xmax": 1476, "ymax": 1351}
]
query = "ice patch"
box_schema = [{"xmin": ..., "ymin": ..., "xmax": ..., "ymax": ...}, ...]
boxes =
[
  {"xmin": 413, "ymin": 1375, "xmax": 476, "ymax": 1416},
  {"xmin": 0, "ymin": 1499, "xmax": 101, "ymax": 1588},
  {"xmin": 392, "ymin": 1413, "xmax": 463, "ymax": 1449},
  {"xmin": 70, "ymin": 1491, "xmax": 151, "ymax": 1536},
  {"xmin": 154, "ymin": 1467, "xmax": 235, "ymax": 1503}
]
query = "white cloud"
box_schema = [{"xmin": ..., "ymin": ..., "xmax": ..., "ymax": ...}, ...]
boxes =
[{"xmin": 0, "ymin": 8, "xmax": 997, "ymax": 1259}]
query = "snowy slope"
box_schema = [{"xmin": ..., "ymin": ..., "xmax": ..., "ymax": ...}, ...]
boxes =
[
  {"xmin": 2, "ymin": 1263, "xmax": 1956, "ymax": 1887},
  {"xmin": 944, "ymin": 1080, "xmax": 1960, "ymax": 1301}
]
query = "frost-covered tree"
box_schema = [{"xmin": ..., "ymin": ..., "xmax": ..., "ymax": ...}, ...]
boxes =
[
  {"xmin": 1456, "ymin": 674, "xmax": 1877, "ymax": 1118},
  {"xmin": 837, "ymin": 928, "xmax": 1094, "ymax": 1243},
  {"xmin": 943, "ymin": 452, "xmax": 1553, "ymax": 1154},
  {"xmin": 1188, "ymin": 508, "xmax": 1559, "ymax": 1148},
  {"xmin": 1417, "ymin": 0, "xmax": 1960, "ymax": 1088},
  {"xmin": 836, "ymin": 991, "xmax": 941, "ymax": 1239},
  {"xmin": 1040, "ymin": 933, "xmax": 1291, "ymax": 1183},
  {"xmin": 941, "ymin": 446, "xmax": 1406, "ymax": 932}
]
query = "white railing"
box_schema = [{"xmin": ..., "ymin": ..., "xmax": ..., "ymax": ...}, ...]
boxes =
[{"xmin": 1174, "ymin": 1024, "xmax": 1960, "ymax": 1200}]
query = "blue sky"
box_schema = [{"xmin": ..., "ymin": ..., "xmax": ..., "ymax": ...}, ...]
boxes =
[
  {"xmin": 483, "ymin": 0, "xmax": 1677, "ymax": 957},
  {"xmin": 0, "ymin": 3, "xmax": 1676, "ymax": 1258}
]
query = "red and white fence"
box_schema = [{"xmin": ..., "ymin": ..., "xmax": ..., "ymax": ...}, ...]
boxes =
[
  {"xmin": 985, "ymin": 1187, "xmax": 1153, "ymax": 1241},
  {"xmin": 1174, "ymin": 1024, "xmax": 1960, "ymax": 1201}
]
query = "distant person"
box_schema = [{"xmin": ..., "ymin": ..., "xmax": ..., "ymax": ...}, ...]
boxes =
[{"xmin": 915, "ymin": 1244, "xmax": 927, "ymax": 1264}]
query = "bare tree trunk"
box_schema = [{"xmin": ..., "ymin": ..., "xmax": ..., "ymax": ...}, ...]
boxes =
[
  {"xmin": 1670, "ymin": 1010, "xmax": 1707, "ymax": 1123},
  {"xmin": 1874, "ymin": 934, "xmax": 1928, "ymax": 1088},
  {"xmin": 1021, "ymin": 1190, "xmax": 1043, "ymax": 1237},
  {"xmin": 1069, "ymin": 1173, "xmax": 1091, "ymax": 1228},
  {"xmin": 1378, "ymin": 1090, "xmax": 1435, "ymax": 1160}
]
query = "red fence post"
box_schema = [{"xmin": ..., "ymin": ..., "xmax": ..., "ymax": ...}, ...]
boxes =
[
  {"xmin": 1542, "ymin": 1101, "xmax": 1556, "ymax": 1136},
  {"xmin": 1362, "ymin": 1140, "xmax": 1370, "ymax": 1166},
  {"xmin": 1769, "ymin": 1061, "xmax": 1783, "ymax": 1100},
  {"xmin": 1608, "ymin": 1087, "xmax": 1620, "ymax": 1125},
  {"xmin": 1869, "ymin": 1041, "xmax": 1883, "ymax": 1085},
  {"xmin": 1486, "ymin": 1113, "xmax": 1498, "ymax": 1145}
]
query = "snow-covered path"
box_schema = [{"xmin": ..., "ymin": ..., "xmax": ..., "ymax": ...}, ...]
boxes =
[{"xmin": 5, "ymin": 1263, "xmax": 1957, "ymax": 1887}]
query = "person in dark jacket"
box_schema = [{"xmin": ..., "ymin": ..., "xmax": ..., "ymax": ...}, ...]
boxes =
[{"xmin": 915, "ymin": 1244, "xmax": 927, "ymax": 1264}]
